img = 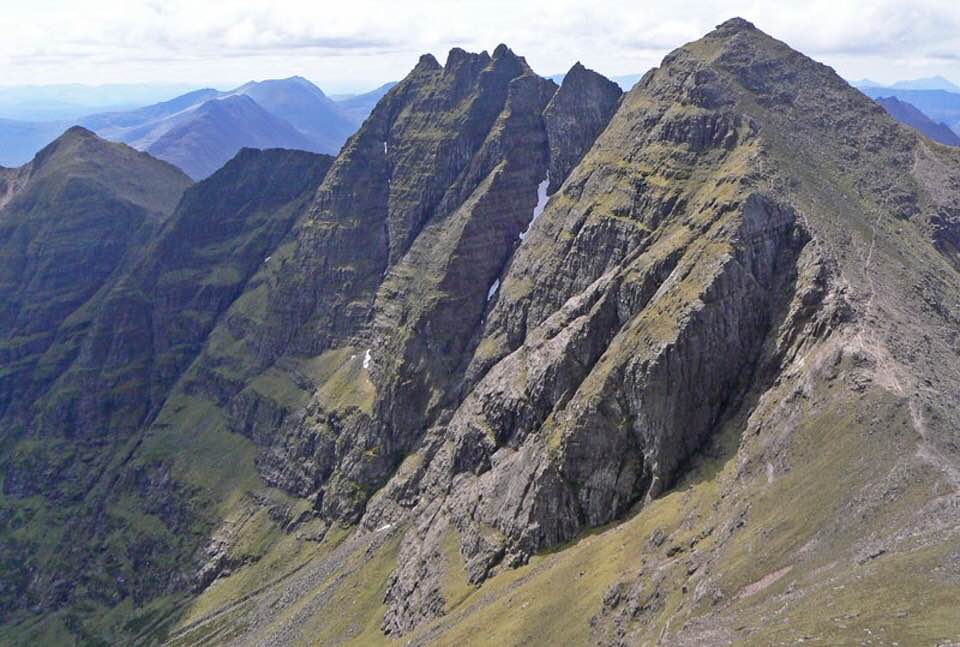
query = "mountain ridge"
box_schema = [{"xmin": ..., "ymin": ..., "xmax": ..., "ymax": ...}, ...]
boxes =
[{"xmin": 2, "ymin": 17, "xmax": 960, "ymax": 647}]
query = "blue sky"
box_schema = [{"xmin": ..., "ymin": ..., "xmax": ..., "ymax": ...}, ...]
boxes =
[{"xmin": 3, "ymin": 0, "xmax": 960, "ymax": 93}]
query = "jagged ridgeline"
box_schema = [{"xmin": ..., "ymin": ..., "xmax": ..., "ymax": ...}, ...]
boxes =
[{"xmin": 2, "ymin": 17, "xmax": 960, "ymax": 646}]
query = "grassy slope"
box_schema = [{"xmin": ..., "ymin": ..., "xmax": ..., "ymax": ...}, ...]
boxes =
[{"xmin": 155, "ymin": 341, "xmax": 958, "ymax": 646}]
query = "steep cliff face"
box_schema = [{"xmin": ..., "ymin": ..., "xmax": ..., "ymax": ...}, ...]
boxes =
[
  {"xmin": 374, "ymin": 25, "xmax": 821, "ymax": 630},
  {"xmin": 543, "ymin": 62, "xmax": 623, "ymax": 193},
  {"xmin": 181, "ymin": 46, "xmax": 599, "ymax": 527},
  {"xmin": 22, "ymin": 147, "xmax": 333, "ymax": 453},
  {"xmin": 0, "ymin": 164, "xmax": 31, "ymax": 211}
]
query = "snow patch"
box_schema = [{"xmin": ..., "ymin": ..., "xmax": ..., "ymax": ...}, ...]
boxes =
[
  {"xmin": 263, "ymin": 256, "xmax": 271, "ymax": 263},
  {"xmin": 383, "ymin": 141, "xmax": 388, "ymax": 155},
  {"xmin": 519, "ymin": 173, "xmax": 550, "ymax": 241},
  {"xmin": 487, "ymin": 278, "xmax": 500, "ymax": 301},
  {"xmin": 376, "ymin": 523, "xmax": 392, "ymax": 533},
  {"xmin": 363, "ymin": 348, "xmax": 373, "ymax": 369}
]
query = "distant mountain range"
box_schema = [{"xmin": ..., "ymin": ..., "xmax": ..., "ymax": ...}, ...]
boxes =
[
  {"xmin": 874, "ymin": 96, "xmax": 960, "ymax": 146},
  {"xmin": 0, "ymin": 78, "xmax": 391, "ymax": 177},
  {"xmin": 847, "ymin": 76, "xmax": 960, "ymax": 144},
  {"xmin": 853, "ymin": 75, "xmax": 960, "ymax": 92},
  {"xmin": 889, "ymin": 75, "xmax": 960, "ymax": 92},
  {"xmin": 859, "ymin": 86, "xmax": 960, "ymax": 141},
  {"xmin": 0, "ymin": 82, "xmax": 201, "ymax": 121},
  {"xmin": 332, "ymin": 82, "xmax": 397, "ymax": 123}
]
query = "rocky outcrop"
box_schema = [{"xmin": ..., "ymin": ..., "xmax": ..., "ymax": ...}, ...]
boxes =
[
  {"xmin": 543, "ymin": 62, "xmax": 622, "ymax": 193},
  {"xmin": 0, "ymin": 163, "xmax": 31, "ymax": 210},
  {"xmin": 380, "ymin": 167, "xmax": 810, "ymax": 635},
  {"xmin": 241, "ymin": 46, "xmax": 558, "ymax": 522}
]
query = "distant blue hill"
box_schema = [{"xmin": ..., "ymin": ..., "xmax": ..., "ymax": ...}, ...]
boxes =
[
  {"xmin": 334, "ymin": 83, "xmax": 397, "ymax": 123},
  {"xmin": 874, "ymin": 96, "xmax": 960, "ymax": 146},
  {"xmin": 859, "ymin": 87, "xmax": 960, "ymax": 137},
  {"xmin": 891, "ymin": 76, "xmax": 960, "ymax": 92},
  {"xmin": 0, "ymin": 78, "xmax": 394, "ymax": 175},
  {"xmin": 0, "ymin": 83, "xmax": 201, "ymax": 121}
]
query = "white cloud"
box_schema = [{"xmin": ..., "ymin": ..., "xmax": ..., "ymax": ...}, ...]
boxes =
[{"xmin": 2, "ymin": 0, "xmax": 960, "ymax": 92}]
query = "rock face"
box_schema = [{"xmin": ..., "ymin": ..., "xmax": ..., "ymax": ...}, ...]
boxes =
[
  {"xmin": 5, "ymin": 18, "xmax": 960, "ymax": 647},
  {"xmin": 543, "ymin": 62, "xmax": 623, "ymax": 193},
  {"xmin": 47, "ymin": 146, "xmax": 333, "ymax": 442},
  {"xmin": 219, "ymin": 45, "xmax": 561, "ymax": 522},
  {"xmin": 376, "ymin": 26, "xmax": 816, "ymax": 630}
]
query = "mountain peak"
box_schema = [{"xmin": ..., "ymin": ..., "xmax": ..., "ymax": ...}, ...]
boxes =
[
  {"xmin": 32, "ymin": 125, "xmax": 112, "ymax": 170},
  {"xmin": 492, "ymin": 43, "xmax": 512, "ymax": 59},
  {"xmin": 415, "ymin": 53, "xmax": 441, "ymax": 71},
  {"xmin": 61, "ymin": 125, "xmax": 98, "ymax": 140},
  {"xmin": 713, "ymin": 16, "xmax": 758, "ymax": 34},
  {"xmin": 444, "ymin": 47, "xmax": 491, "ymax": 71},
  {"xmin": 544, "ymin": 61, "xmax": 622, "ymax": 193},
  {"xmin": 562, "ymin": 60, "xmax": 616, "ymax": 86}
]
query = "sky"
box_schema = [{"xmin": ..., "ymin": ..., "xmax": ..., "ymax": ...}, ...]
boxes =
[{"xmin": 3, "ymin": 0, "xmax": 960, "ymax": 94}]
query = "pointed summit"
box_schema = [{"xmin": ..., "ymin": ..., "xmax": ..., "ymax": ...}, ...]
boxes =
[
  {"xmin": 714, "ymin": 16, "xmax": 758, "ymax": 34},
  {"xmin": 543, "ymin": 61, "xmax": 622, "ymax": 192},
  {"xmin": 415, "ymin": 53, "xmax": 441, "ymax": 71},
  {"xmin": 492, "ymin": 43, "xmax": 512, "ymax": 59},
  {"xmin": 61, "ymin": 125, "xmax": 97, "ymax": 140},
  {"xmin": 444, "ymin": 47, "xmax": 490, "ymax": 71}
]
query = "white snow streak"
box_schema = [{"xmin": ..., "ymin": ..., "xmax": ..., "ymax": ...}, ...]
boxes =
[
  {"xmin": 363, "ymin": 348, "xmax": 372, "ymax": 369},
  {"xmin": 487, "ymin": 278, "xmax": 500, "ymax": 301},
  {"xmin": 519, "ymin": 174, "xmax": 550, "ymax": 241}
]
